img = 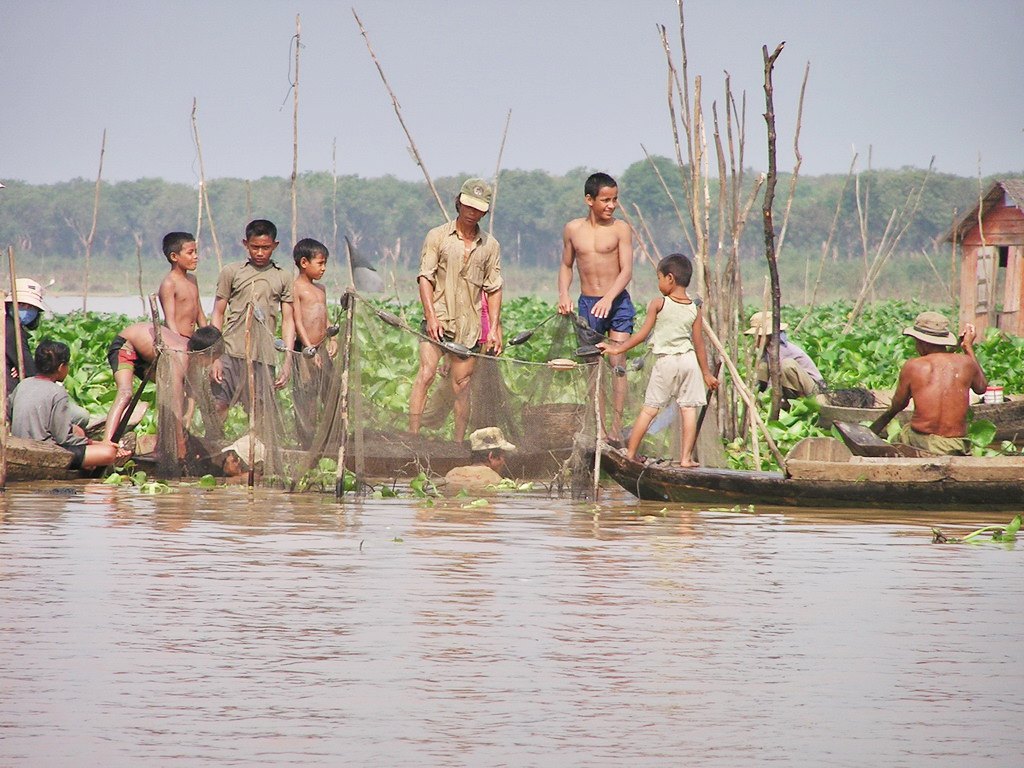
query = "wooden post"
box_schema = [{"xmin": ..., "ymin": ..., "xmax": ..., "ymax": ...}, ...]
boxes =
[
  {"xmin": 7, "ymin": 246, "xmax": 25, "ymax": 381},
  {"xmin": 335, "ymin": 291, "xmax": 355, "ymax": 497},
  {"xmin": 592, "ymin": 362, "xmax": 602, "ymax": 502},
  {"xmin": 0, "ymin": 293, "xmax": 8, "ymax": 490},
  {"xmin": 244, "ymin": 305, "xmax": 256, "ymax": 488},
  {"xmin": 82, "ymin": 129, "xmax": 106, "ymax": 313},
  {"xmin": 489, "ymin": 109, "xmax": 512, "ymax": 236},
  {"xmin": 191, "ymin": 99, "xmax": 224, "ymax": 271},
  {"xmin": 761, "ymin": 42, "xmax": 785, "ymax": 420},
  {"xmin": 291, "ymin": 13, "xmax": 301, "ymax": 249},
  {"xmin": 134, "ymin": 233, "xmax": 145, "ymax": 316}
]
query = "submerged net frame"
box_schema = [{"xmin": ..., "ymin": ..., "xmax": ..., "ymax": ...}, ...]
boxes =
[{"xmin": 148, "ymin": 291, "xmax": 696, "ymax": 497}]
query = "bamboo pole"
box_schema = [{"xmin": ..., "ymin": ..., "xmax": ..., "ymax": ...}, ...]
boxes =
[
  {"xmin": 8, "ymin": 246, "xmax": 25, "ymax": 381},
  {"xmin": 291, "ymin": 13, "xmax": 301, "ymax": 249},
  {"xmin": 489, "ymin": 109, "xmax": 512, "ymax": 236},
  {"xmin": 332, "ymin": 138, "xmax": 339, "ymax": 259},
  {"xmin": 592, "ymin": 362, "xmax": 602, "ymax": 502},
  {"xmin": 640, "ymin": 143, "xmax": 696, "ymax": 255},
  {"xmin": 335, "ymin": 291, "xmax": 355, "ymax": 497},
  {"xmin": 0, "ymin": 291, "xmax": 7, "ymax": 490},
  {"xmin": 244, "ymin": 305, "xmax": 256, "ymax": 488},
  {"xmin": 353, "ymin": 8, "xmax": 449, "ymax": 221},
  {"xmin": 761, "ymin": 42, "xmax": 785, "ymax": 420},
  {"xmin": 191, "ymin": 99, "xmax": 224, "ymax": 271},
  {"xmin": 134, "ymin": 233, "xmax": 145, "ymax": 317},
  {"xmin": 82, "ymin": 128, "xmax": 106, "ymax": 312},
  {"xmin": 703, "ymin": 321, "xmax": 785, "ymax": 468},
  {"xmin": 774, "ymin": 61, "xmax": 809, "ymax": 261},
  {"xmin": 795, "ymin": 154, "xmax": 856, "ymax": 332}
]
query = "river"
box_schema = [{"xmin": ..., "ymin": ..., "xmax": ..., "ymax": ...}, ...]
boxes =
[{"xmin": 1, "ymin": 482, "xmax": 1021, "ymax": 767}]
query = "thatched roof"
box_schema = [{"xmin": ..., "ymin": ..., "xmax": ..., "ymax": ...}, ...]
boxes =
[{"xmin": 942, "ymin": 179, "xmax": 1024, "ymax": 243}]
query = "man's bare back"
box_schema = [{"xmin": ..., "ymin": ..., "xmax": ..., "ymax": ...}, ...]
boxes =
[
  {"xmin": 900, "ymin": 353, "xmax": 985, "ymax": 437},
  {"xmin": 159, "ymin": 270, "xmax": 206, "ymax": 338}
]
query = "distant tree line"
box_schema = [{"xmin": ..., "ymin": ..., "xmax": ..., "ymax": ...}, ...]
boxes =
[{"xmin": 0, "ymin": 160, "xmax": 1016, "ymax": 290}]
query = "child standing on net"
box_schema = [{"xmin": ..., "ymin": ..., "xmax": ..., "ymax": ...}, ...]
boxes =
[
  {"xmin": 158, "ymin": 231, "xmax": 207, "ymax": 338},
  {"xmin": 598, "ymin": 253, "xmax": 718, "ymax": 467},
  {"xmin": 291, "ymin": 238, "xmax": 335, "ymax": 448}
]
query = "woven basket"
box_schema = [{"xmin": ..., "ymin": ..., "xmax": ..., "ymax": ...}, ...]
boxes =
[{"xmin": 521, "ymin": 403, "xmax": 584, "ymax": 449}]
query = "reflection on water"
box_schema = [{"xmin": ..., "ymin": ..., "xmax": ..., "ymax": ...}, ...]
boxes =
[{"xmin": 1, "ymin": 482, "xmax": 1022, "ymax": 767}]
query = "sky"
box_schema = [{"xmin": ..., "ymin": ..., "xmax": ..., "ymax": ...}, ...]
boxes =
[{"xmin": 2, "ymin": 0, "xmax": 1022, "ymax": 187}]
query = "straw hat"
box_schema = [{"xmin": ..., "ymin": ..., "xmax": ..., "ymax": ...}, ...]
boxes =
[
  {"xmin": 5, "ymin": 277, "xmax": 49, "ymax": 311},
  {"xmin": 903, "ymin": 311, "xmax": 956, "ymax": 346},
  {"xmin": 469, "ymin": 427, "xmax": 516, "ymax": 453},
  {"xmin": 744, "ymin": 311, "xmax": 787, "ymax": 336},
  {"xmin": 221, "ymin": 434, "xmax": 267, "ymax": 466}
]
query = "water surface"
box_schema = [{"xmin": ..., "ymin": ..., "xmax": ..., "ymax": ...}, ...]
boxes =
[{"xmin": 2, "ymin": 483, "xmax": 1021, "ymax": 767}]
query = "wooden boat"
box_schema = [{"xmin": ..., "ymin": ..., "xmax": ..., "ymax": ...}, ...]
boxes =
[
  {"xmin": 817, "ymin": 389, "xmax": 1024, "ymax": 443},
  {"xmin": 601, "ymin": 437, "xmax": 1024, "ymax": 510},
  {"xmin": 3, "ymin": 436, "xmax": 80, "ymax": 481}
]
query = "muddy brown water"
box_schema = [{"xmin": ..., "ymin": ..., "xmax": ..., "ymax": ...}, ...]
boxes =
[{"xmin": 2, "ymin": 481, "xmax": 1022, "ymax": 767}]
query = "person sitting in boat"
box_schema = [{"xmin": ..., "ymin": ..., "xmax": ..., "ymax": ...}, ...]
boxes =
[
  {"xmin": 745, "ymin": 311, "xmax": 825, "ymax": 400},
  {"xmin": 869, "ymin": 311, "xmax": 986, "ymax": 455},
  {"xmin": 8, "ymin": 339, "xmax": 127, "ymax": 470},
  {"xmin": 443, "ymin": 427, "xmax": 515, "ymax": 493},
  {"xmin": 4, "ymin": 277, "xmax": 46, "ymax": 395}
]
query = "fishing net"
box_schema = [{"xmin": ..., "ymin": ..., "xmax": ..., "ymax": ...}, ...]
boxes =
[{"xmin": 147, "ymin": 291, "xmax": 720, "ymax": 497}]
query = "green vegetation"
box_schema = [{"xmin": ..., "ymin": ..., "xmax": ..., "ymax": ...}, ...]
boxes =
[
  {"xmin": 3, "ymin": 165, "xmax": 1017, "ymax": 304},
  {"xmin": 30, "ymin": 297, "xmax": 1024, "ymax": 471},
  {"xmin": 932, "ymin": 514, "xmax": 1021, "ymax": 545}
]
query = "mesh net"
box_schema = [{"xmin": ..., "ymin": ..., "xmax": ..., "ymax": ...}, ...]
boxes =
[{"xmin": 146, "ymin": 292, "xmax": 714, "ymax": 496}]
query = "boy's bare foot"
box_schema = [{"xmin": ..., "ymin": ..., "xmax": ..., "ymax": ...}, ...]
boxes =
[{"xmin": 677, "ymin": 459, "xmax": 700, "ymax": 468}]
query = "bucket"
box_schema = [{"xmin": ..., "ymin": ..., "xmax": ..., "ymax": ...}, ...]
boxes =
[{"xmin": 984, "ymin": 386, "xmax": 1004, "ymax": 404}]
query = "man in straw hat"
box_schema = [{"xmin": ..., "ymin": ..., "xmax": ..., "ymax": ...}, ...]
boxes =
[
  {"xmin": 745, "ymin": 311, "xmax": 825, "ymax": 401},
  {"xmin": 443, "ymin": 426, "xmax": 515, "ymax": 493},
  {"xmin": 869, "ymin": 311, "xmax": 987, "ymax": 455},
  {"xmin": 410, "ymin": 178, "xmax": 503, "ymax": 443}
]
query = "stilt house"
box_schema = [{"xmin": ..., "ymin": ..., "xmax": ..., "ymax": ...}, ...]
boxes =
[{"xmin": 944, "ymin": 179, "xmax": 1024, "ymax": 335}]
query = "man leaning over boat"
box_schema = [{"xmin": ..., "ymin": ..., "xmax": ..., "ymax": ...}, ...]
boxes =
[{"xmin": 869, "ymin": 311, "xmax": 987, "ymax": 455}]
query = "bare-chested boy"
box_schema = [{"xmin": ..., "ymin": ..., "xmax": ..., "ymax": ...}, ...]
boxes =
[
  {"xmin": 158, "ymin": 232, "xmax": 207, "ymax": 338},
  {"xmin": 291, "ymin": 238, "xmax": 336, "ymax": 448},
  {"xmin": 557, "ymin": 171, "xmax": 634, "ymax": 439}
]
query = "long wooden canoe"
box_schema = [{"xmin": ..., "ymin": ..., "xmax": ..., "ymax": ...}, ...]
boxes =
[{"xmin": 601, "ymin": 437, "xmax": 1024, "ymax": 510}]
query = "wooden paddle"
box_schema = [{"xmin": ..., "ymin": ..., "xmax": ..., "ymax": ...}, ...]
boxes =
[{"xmin": 833, "ymin": 420, "xmax": 935, "ymax": 458}]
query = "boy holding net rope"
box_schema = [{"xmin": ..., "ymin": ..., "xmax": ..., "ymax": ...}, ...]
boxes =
[
  {"xmin": 210, "ymin": 219, "xmax": 295, "ymax": 420},
  {"xmin": 598, "ymin": 254, "xmax": 718, "ymax": 467},
  {"xmin": 291, "ymin": 238, "xmax": 336, "ymax": 448}
]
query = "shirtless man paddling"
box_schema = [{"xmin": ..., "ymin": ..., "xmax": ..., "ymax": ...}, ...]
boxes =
[
  {"xmin": 870, "ymin": 311, "xmax": 987, "ymax": 455},
  {"xmin": 558, "ymin": 171, "xmax": 634, "ymax": 440}
]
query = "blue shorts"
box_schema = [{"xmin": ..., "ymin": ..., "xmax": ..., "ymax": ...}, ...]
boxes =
[{"xmin": 578, "ymin": 291, "xmax": 635, "ymax": 335}]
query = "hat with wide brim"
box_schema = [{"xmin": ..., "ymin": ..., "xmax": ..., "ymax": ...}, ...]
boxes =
[
  {"xmin": 458, "ymin": 178, "xmax": 493, "ymax": 212},
  {"xmin": 903, "ymin": 311, "xmax": 956, "ymax": 345},
  {"xmin": 221, "ymin": 434, "xmax": 267, "ymax": 467},
  {"xmin": 5, "ymin": 277, "xmax": 50, "ymax": 311},
  {"xmin": 468, "ymin": 426, "xmax": 516, "ymax": 453},
  {"xmin": 744, "ymin": 311, "xmax": 787, "ymax": 335}
]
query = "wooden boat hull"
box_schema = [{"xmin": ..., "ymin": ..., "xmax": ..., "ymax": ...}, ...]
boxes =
[
  {"xmin": 4, "ymin": 437, "xmax": 78, "ymax": 482},
  {"xmin": 601, "ymin": 445, "xmax": 1024, "ymax": 510},
  {"xmin": 817, "ymin": 390, "xmax": 1024, "ymax": 443}
]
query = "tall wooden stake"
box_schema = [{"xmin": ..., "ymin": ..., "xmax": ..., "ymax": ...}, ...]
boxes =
[
  {"xmin": 7, "ymin": 246, "xmax": 25, "ymax": 381},
  {"xmin": 489, "ymin": 109, "xmax": 512, "ymax": 236},
  {"xmin": 761, "ymin": 42, "xmax": 785, "ymax": 420},
  {"xmin": 353, "ymin": 8, "xmax": 449, "ymax": 221},
  {"xmin": 134, "ymin": 232, "xmax": 145, "ymax": 316},
  {"xmin": 191, "ymin": 99, "xmax": 224, "ymax": 271},
  {"xmin": 82, "ymin": 129, "xmax": 106, "ymax": 312},
  {"xmin": 592, "ymin": 363, "xmax": 602, "ymax": 502},
  {"xmin": 244, "ymin": 305, "xmax": 256, "ymax": 488},
  {"xmin": 0, "ymin": 291, "xmax": 8, "ymax": 490},
  {"xmin": 335, "ymin": 292, "xmax": 355, "ymax": 497},
  {"xmin": 291, "ymin": 13, "xmax": 301, "ymax": 249}
]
